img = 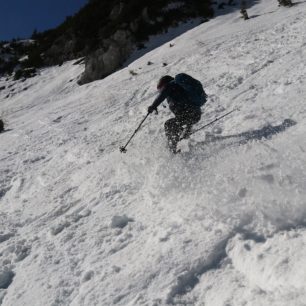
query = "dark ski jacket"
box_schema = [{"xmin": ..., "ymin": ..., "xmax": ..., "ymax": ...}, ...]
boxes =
[{"xmin": 150, "ymin": 82, "xmax": 201, "ymax": 116}]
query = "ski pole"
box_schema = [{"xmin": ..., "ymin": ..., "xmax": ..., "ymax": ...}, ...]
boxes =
[
  {"xmin": 191, "ymin": 108, "xmax": 239, "ymax": 135},
  {"xmin": 119, "ymin": 113, "xmax": 150, "ymax": 153}
]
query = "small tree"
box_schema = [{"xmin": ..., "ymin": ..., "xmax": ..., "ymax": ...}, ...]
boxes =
[
  {"xmin": 278, "ymin": 0, "xmax": 293, "ymax": 6},
  {"xmin": 0, "ymin": 119, "xmax": 4, "ymax": 133},
  {"xmin": 23, "ymin": 48, "xmax": 43, "ymax": 68},
  {"xmin": 31, "ymin": 29, "xmax": 39, "ymax": 40},
  {"xmin": 14, "ymin": 69, "xmax": 23, "ymax": 80},
  {"xmin": 240, "ymin": 0, "xmax": 249, "ymax": 20}
]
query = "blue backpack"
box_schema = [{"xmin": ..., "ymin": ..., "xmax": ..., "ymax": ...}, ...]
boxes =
[{"xmin": 174, "ymin": 73, "xmax": 207, "ymax": 107}]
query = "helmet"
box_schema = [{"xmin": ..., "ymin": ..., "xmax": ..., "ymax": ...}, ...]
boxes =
[{"xmin": 157, "ymin": 75, "xmax": 174, "ymax": 90}]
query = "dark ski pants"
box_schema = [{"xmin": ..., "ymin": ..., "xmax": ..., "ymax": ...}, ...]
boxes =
[{"xmin": 164, "ymin": 109, "xmax": 201, "ymax": 152}]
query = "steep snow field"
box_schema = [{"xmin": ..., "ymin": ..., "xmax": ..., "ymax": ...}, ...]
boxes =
[{"xmin": 1, "ymin": 1, "xmax": 306, "ymax": 305}]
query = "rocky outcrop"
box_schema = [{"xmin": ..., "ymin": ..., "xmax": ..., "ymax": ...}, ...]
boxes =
[
  {"xmin": 77, "ymin": 1, "xmax": 213, "ymax": 85},
  {"xmin": 1, "ymin": 1, "xmax": 215, "ymax": 81},
  {"xmin": 44, "ymin": 32, "xmax": 79, "ymax": 66},
  {"xmin": 7, "ymin": 0, "xmax": 212, "ymax": 85},
  {"xmin": 78, "ymin": 29, "xmax": 134, "ymax": 85}
]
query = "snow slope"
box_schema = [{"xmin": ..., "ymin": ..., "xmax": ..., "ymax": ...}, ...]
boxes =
[{"xmin": 1, "ymin": 0, "xmax": 306, "ymax": 305}]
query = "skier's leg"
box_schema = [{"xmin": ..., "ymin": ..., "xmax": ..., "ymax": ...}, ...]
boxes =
[
  {"xmin": 180, "ymin": 110, "xmax": 202, "ymax": 140},
  {"xmin": 164, "ymin": 118, "xmax": 182, "ymax": 153}
]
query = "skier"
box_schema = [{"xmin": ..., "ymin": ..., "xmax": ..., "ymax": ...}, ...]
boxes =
[
  {"xmin": 148, "ymin": 74, "xmax": 206, "ymax": 153},
  {"xmin": 0, "ymin": 119, "xmax": 4, "ymax": 133}
]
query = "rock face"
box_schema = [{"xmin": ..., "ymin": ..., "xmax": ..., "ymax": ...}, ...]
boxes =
[
  {"xmin": 0, "ymin": 1, "xmax": 216, "ymax": 81},
  {"xmin": 0, "ymin": 0, "xmax": 212, "ymax": 83},
  {"xmin": 76, "ymin": 0, "xmax": 213, "ymax": 85},
  {"xmin": 45, "ymin": 36, "xmax": 77, "ymax": 66},
  {"xmin": 78, "ymin": 29, "xmax": 134, "ymax": 85}
]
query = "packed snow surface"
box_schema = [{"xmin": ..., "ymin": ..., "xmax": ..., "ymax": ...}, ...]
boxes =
[{"xmin": 1, "ymin": 1, "xmax": 306, "ymax": 305}]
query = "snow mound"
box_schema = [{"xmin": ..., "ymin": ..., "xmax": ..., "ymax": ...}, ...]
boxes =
[{"xmin": 227, "ymin": 230, "xmax": 306, "ymax": 292}]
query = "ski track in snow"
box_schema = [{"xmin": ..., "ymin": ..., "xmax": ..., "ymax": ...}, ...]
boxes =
[{"xmin": 1, "ymin": 1, "xmax": 306, "ymax": 305}]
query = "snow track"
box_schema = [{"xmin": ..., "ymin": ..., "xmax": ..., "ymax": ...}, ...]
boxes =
[{"xmin": 1, "ymin": 1, "xmax": 306, "ymax": 305}]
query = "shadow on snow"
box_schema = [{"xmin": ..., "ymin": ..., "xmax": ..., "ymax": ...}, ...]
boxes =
[
  {"xmin": 188, "ymin": 119, "xmax": 297, "ymax": 155},
  {"xmin": 211, "ymin": 118, "xmax": 296, "ymax": 144}
]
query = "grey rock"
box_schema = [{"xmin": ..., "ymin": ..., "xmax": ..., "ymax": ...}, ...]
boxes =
[{"xmin": 79, "ymin": 29, "xmax": 134, "ymax": 85}]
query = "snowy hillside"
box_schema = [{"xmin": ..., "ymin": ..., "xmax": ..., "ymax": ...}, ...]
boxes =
[{"xmin": 1, "ymin": 1, "xmax": 306, "ymax": 305}]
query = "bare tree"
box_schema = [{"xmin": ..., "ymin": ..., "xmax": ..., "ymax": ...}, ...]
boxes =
[
  {"xmin": 240, "ymin": 0, "xmax": 249, "ymax": 20},
  {"xmin": 0, "ymin": 119, "xmax": 4, "ymax": 133}
]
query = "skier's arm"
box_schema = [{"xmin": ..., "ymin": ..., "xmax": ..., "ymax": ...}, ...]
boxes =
[{"xmin": 148, "ymin": 88, "xmax": 169, "ymax": 113}]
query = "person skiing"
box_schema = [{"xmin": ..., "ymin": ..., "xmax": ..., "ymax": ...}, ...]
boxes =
[
  {"xmin": 148, "ymin": 74, "xmax": 206, "ymax": 153},
  {"xmin": 0, "ymin": 119, "xmax": 4, "ymax": 133}
]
